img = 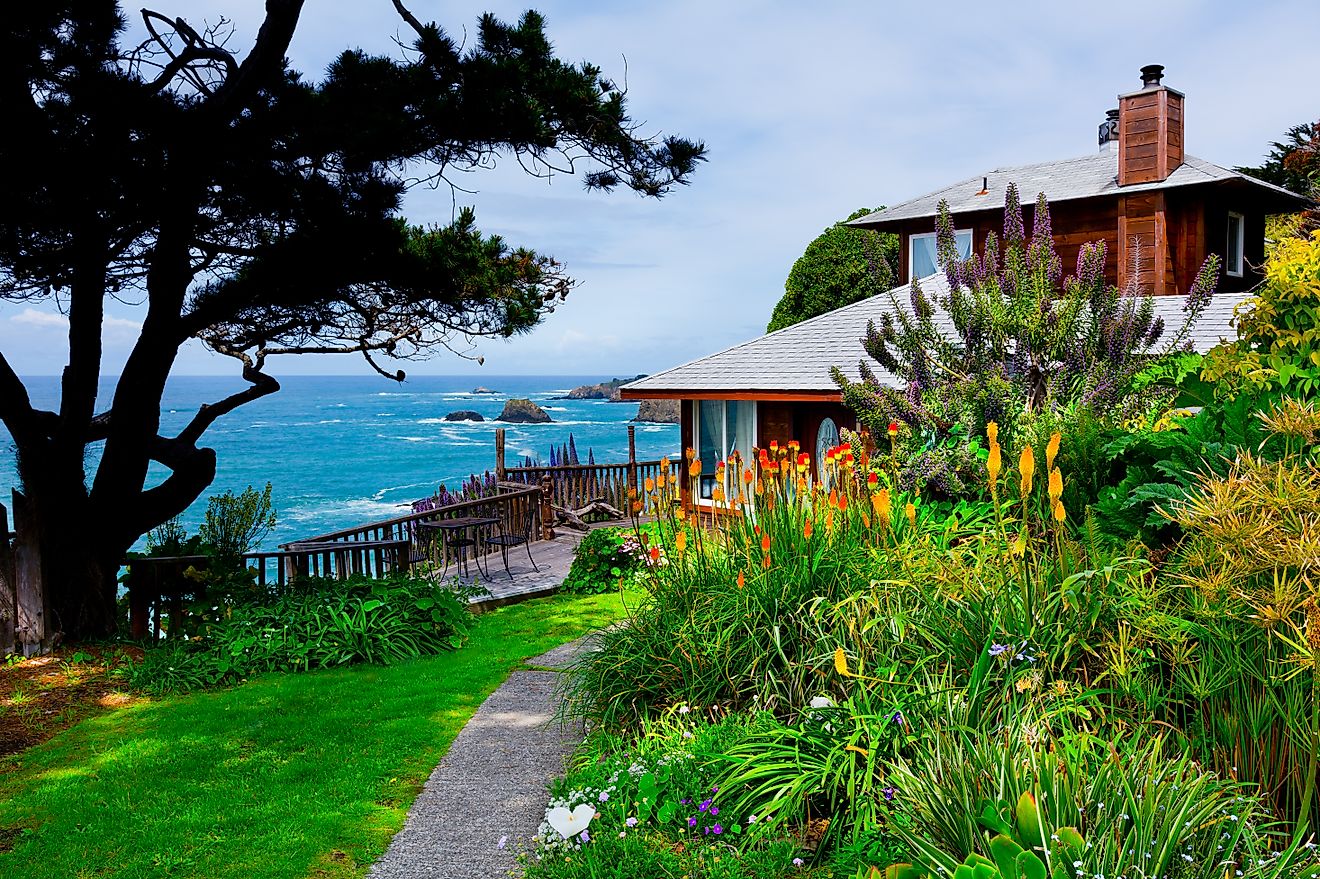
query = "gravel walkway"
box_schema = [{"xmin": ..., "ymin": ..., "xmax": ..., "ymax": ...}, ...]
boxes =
[{"xmin": 366, "ymin": 638, "xmax": 592, "ymax": 879}]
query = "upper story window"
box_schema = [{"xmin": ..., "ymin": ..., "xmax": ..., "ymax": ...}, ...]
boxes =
[
  {"xmin": 1226, "ymin": 212, "xmax": 1245, "ymax": 278},
  {"xmin": 910, "ymin": 230, "xmax": 973, "ymax": 280}
]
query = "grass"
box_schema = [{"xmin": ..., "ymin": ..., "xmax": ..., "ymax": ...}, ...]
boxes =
[{"xmin": 0, "ymin": 591, "xmax": 633, "ymax": 879}]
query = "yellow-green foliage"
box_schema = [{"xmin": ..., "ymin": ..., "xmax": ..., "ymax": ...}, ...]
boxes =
[{"xmin": 1203, "ymin": 230, "xmax": 1320, "ymax": 396}]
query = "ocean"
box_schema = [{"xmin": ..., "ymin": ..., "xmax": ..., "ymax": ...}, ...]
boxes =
[{"xmin": 0, "ymin": 375, "xmax": 679, "ymax": 549}]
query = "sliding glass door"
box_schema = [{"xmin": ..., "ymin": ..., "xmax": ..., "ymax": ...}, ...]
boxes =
[{"xmin": 695, "ymin": 400, "xmax": 756, "ymax": 503}]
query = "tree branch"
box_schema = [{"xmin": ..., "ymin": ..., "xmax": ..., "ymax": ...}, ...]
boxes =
[{"xmin": 176, "ymin": 358, "xmax": 281, "ymax": 446}]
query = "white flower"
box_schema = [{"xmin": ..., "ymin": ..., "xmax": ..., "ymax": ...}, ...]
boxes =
[
  {"xmin": 498, "ymin": 835, "xmax": 508, "ymax": 849},
  {"xmin": 678, "ymin": 704, "xmax": 690, "ymax": 714},
  {"xmin": 809, "ymin": 695, "xmax": 835, "ymax": 709}
]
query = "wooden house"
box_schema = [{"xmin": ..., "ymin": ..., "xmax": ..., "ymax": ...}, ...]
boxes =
[{"xmin": 620, "ymin": 66, "xmax": 1308, "ymax": 510}]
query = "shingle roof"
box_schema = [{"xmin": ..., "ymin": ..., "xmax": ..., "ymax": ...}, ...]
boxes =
[
  {"xmin": 622, "ymin": 278, "xmax": 1248, "ymax": 396},
  {"xmin": 848, "ymin": 153, "xmax": 1305, "ymax": 229}
]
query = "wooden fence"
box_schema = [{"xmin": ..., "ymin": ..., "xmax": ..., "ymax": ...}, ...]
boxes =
[{"xmin": 498, "ymin": 424, "xmax": 680, "ymax": 514}]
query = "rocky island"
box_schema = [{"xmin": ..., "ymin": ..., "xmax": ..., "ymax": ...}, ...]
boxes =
[
  {"xmin": 556, "ymin": 374, "xmax": 647, "ymax": 401},
  {"xmin": 444, "ymin": 410, "xmax": 484, "ymax": 422},
  {"xmin": 633, "ymin": 399, "xmax": 680, "ymax": 424},
  {"xmin": 498, "ymin": 398, "xmax": 552, "ymax": 423}
]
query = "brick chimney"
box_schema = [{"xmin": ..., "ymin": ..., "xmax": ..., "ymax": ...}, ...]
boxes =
[{"xmin": 1117, "ymin": 64, "xmax": 1184, "ymax": 185}]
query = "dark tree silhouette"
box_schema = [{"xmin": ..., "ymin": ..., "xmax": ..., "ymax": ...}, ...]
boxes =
[{"xmin": 0, "ymin": 1, "xmax": 704, "ymax": 643}]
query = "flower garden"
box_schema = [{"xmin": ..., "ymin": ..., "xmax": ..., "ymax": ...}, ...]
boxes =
[{"xmin": 530, "ymin": 219, "xmax": 1320, "ymax": 878}]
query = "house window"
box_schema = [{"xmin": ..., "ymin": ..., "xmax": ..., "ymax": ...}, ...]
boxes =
[
  {"xmin": 694, "ymin": 400, "xmax": 756, "ymax": 504},
  {"xmin": 1226, "ymin": 212, "xmax": 1245, "ymax": 277},
  {"xmin": 909, "ymin": 230, "xmax": 973, "ymax": 280}
]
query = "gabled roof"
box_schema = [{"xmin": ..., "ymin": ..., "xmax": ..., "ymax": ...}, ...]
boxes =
[
  {"xmin": 848, "ymin": 153, "xmax": 1306, "ymax": 230},
  {"xmin": 620, "ymin": 277, "xmax": 1249, "ymax": 399}
]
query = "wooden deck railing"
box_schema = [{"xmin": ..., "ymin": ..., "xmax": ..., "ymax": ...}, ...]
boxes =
[{"xmin": 497, "ymin": 424, "xmax": 679, "ymax": 514}]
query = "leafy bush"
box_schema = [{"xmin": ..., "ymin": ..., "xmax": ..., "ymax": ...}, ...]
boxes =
[
  {"xmin": 1202, "ymin": 229, "xmax": 1320, "ymax": 398},
  {"xmin": 561, "ymin": 527, "xmax": 651, "ymax": 594},
  {"xmin": 199, "ymin": 482, "xmax": 277, "ymax": 563},
  {"xmin": 128, "ymin": 573, "xmax": 475, "ymax": 694}
]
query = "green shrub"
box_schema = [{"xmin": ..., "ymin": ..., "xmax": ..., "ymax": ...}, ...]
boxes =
[
  {"xmin": 561, "ymin": 527, "xmax": 648, "ymax": 594},
  {"xmin": 128, "ymin": 573, "xmax": 476, "ymax": 694}
]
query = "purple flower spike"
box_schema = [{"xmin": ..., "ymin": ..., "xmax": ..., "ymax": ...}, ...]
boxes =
[
  {"xmin": 989, "ymin": 643, "xmax": 1009, "ymax": 656},
  {"xmin": 883, "ymin": 785, "xmax": 897, "ymax": 801}
]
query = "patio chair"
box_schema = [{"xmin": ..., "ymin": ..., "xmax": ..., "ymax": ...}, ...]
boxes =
[{"xmin": 485, "ymin": 497, "xmax": 539, "ymax": 579}]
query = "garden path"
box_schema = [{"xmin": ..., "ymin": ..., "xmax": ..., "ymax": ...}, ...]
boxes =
[{"xmin": 365, "ymin": 628, "xmax": 599, "ymax": 878}]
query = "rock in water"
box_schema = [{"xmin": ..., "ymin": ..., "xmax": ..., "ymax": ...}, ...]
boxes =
[
  {"xmin": 498, "ymin": 398, "xmax": 552, "ymax": 423},
  {"xmin": 471, "ymin": 386, "xmax": 497, "ymax": 394},
  {"xmin": 633, "ymin": 399, "xmax": 680, "ymax": 424},
  {"xmin": 444, "ymin": 410, "xmax": 484, "ymax": 422}
]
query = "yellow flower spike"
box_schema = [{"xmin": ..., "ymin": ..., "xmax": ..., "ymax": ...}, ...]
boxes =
[
  {"xmin": 872, "ymin": 489, "xmax": 891, "ymax": 525},
  {"xmin": 675, "ymin": 506, "xmax": 686, "ymax": 521},
  {"xmin": 1053, "ymin": 500, "xmax": 1067, "ymax": 524},
  {"xmin": 675, "ymin": 530, "xmax": 687, "ymax": 555},
  {"xmin": 1012, "ymin": 530, "xmax": 1028, "ymax": 556},
  {"xmin": 861, "ymin": 512, "xmax": 871, "ymax": 528},
  {"xmin": 1019, "ymin": 444, "xmax": 1035, "ymax": 496},
  {"xmin": 657, "ymin": 471, "xmax": 667, "ymax": 489},
  {"xmin": 685, "ymin": 447, "xmax": 696, "ymax": 461},
  {"xmin": 660, "ymin": 456, "xmax": 670, "ymax": 470},
  {"xmin": 1046, "ymin": 432, "xmax": 1061, "ymax": 471},
  {"xmin": 987, "ymin": 421, "xmax": 999, "ymax": 445},
  {"xmin": 644, "ymin": 477, "xmax": 655, "ymax": 494},
  {"xmin": 688, "ymin": 460, "xmax": 702, "ymax": 478},
  {"xmin": 796, "ymin": 476, "xmax": 808, "ymax": 495},
  {"xmin": 834, "ymin": 647, "xmax": 852, "ymax": 677},
  {"xmin": 712, "ymin": 485, "xmax": 725, "ymax": 504},
  {"xmin": 987, "ymin": 442, "xmax": 1002, "ymax": 485},
  {"xmin": 905, "ymin": 502, "xmax": 917, "ymax": 529},
  {"xmin": 1048, "ymin": 467, "xmax": 1063, "ymax": 503}
]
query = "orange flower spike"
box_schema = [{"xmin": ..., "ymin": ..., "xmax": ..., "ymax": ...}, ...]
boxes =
[
  {"xmin": 769, "ymin": 440, "xmax": 779, "ymax": 454},
  {"xmin": 644, "ymin": 477, "xmax": 655, "ymax": 494},
  {"xmin": 1053, "ymin": 500, "xmax": 1067, "ymax": 523},
  {"xmin": 866, "ymin": 472, "xmax": 879, "ymax": 489},
  {"xmin": 688, "ymin": 459, "xmax": 702, "ymax": 478},
  {"xmin": 861, "ymin": 512, "xmax": 871, "ymax": 528},
  {"xmin": 987, "ymin": 442, "xmax": 1002, "ymax": 485},
  {"xmin": 660, "ymin": 456, "xmax": 670, "ymax": 470},
  {"xmin": 743, "ymin": 468, "xmax": 754, "ymax": 485},
  {"xmin": 737, "ymin": 570, "xmax": 745, "ymax": 589},
  {"xmin": 1019, "ymin": 444, "xmax": 1036, "ymax": 496},
  {"xmin": 796, "ymin": 452, "xmax": 809, "ymax": 474},
  {"xmin": 796, "ymin": 476, "xmax": 808, "ymax": 495},
  {"xmin": 828, "ymin": 488, "xmax": 839, "ymax": 508},
  {"xmin": 1048, "ymin": 467, "xmax": 1063, "ymax": 503},
  {"xmin": 905, "ymin": 502, "xmax": 917, "ymax": 529},
  {"xmin": 1046, "ymin": 432, "xmax": 1061, "ymax": 471},
  {"xmin": 649, "ymin": 545, "xmax": 661, "ymax": 563},
  {"xmin": 780, "ymin": 460, "xmax": 790, "ymax": 476},
  {"xmin": 986, "ymin": 421, "xmax": 999, "ymax": 445},
  {"xmin": 632, "ymin": 500, "xmax": 643, "ymax": 515},
  {"xmin": 872, "ymin": 489, "xmax": 891, "ymax": 525},
  {"xmin": 675, "ymin": 506, "xmax": 686, "ymax": 521},
  {"xmin": 711, "ymin": 485, "xmax": 725, "ymax": 504},
  {"xmin": 803, "ymin": 519, "xmax": 814, "ymax": 539},
  {"xmin": 657, "ymin": 471, "xmax": 667, "ymax": 488},
  {"xmin": 685, "ymin": 447, "xmax": 696, "ymax": 461},
  {"xmin": 761, "ymin": 552, "xmax": 772, "ymax": 570},
  {"xmin": 761, "ymin": 533, "xmax": 771, "ymax": 552},
  {"xmin": 825, "ymin": 508, "xmax": 834, "ymax": 531},
  {"xmin": 675, "ymin": 531, "xmax": 687, "ymax": 555}
]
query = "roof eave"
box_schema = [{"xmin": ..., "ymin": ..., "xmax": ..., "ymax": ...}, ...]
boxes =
[{"xmin": 620, "ymin": 388, "xmax": 844, "ymax": 402}]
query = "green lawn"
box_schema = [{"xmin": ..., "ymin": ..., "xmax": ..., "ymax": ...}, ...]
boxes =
[{"xmin": 0, "ymin": 592, "xmax": 632, "ymax": 879}]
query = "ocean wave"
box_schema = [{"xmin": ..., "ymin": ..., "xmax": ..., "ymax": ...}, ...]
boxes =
[
  {"xmin": 317, "ymin": 419, "xmax": 343, "ymax": 424},
  {"xmin": 543, "ymin": 406, "xmax": 568, "ymax": 411},
  {"xmin": 377, "ymin": 434, "xmax": 434, "ymax": 443},
  {"xmin": 376, "ymin": 391, "xmax": 414, "ymax": 397},
  {"xmin": 283, "ymin": 496, "xmax": 408, "ymax": 524}
]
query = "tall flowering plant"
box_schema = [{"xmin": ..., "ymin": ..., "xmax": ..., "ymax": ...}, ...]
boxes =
[{"xmin": 833, "ymin": 184, "xmax": 1220, "ymax": 494}]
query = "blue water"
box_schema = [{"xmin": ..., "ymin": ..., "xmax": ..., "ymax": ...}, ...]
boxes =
[{"xmin": 0, "ymin": 375, "xmax": 678, "ymax": 549}]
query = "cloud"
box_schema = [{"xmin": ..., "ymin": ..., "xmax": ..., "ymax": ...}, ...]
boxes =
[{"xmin": 10, "ymin": 308, "xmax": 68, "ymax": 329}]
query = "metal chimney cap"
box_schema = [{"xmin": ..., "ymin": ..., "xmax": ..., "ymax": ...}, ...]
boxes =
[{"xmin": 1140, "ymin": 64, "xmax": 1165, "ymax": 88}]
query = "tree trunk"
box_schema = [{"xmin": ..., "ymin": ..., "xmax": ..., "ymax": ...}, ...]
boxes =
[{"xmin": 14, "ymin": 451, "xmax": 126, "ymax": 646}]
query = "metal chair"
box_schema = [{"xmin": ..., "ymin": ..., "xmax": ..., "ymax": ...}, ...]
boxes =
[{"xmin": 485, "ymin": 497, "xmax": 539, "ymax": 579}]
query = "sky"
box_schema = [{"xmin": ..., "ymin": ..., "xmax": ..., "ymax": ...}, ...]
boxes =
[{"xmin": 3, "ymin": 0, "xmax": 1318, "ymax": 379}]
